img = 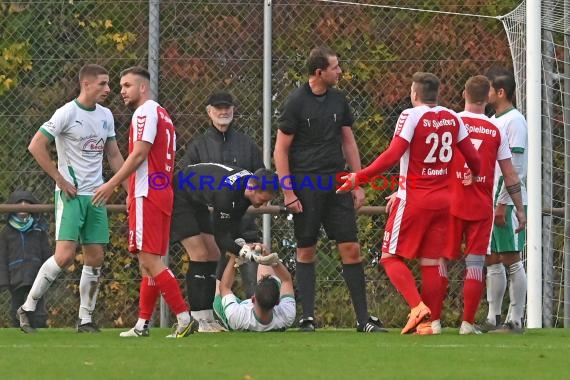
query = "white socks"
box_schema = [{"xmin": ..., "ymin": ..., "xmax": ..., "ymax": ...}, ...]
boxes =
[
  {"xmin": 177, "ymin": 311, "xmax": 191, "ymax": 326},
  {"xmin": 78, "ymin": 265, "xmax": 102, "ymax": 324},
  {"xmin": 507, "ymin": 261, "xmax": 527, "ymax": 326},
  {"xmin": 135, "ymin": 318, "xmax": 149, "ymax": 331},
  {"xmin": 486, "ymin": 261, "xmax": 527, "ymax": 327},
  {"xmin": 22, "ymin": 256, "xmax": 62, "ymax": 312},
  {"xmin": 486, "ymin": 263, "xmax": 506, "ymax": 322}
]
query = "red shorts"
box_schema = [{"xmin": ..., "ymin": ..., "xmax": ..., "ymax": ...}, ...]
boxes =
[
  {"xmin": 382, "ymin": 197, "xmax": 448, "ymax": 260},
  {"xmin": 444, "ymin": 214, "xmax": 493, "ymax": 260},
  {"xmin": 128, "ymin": 197, "xmax": 172, "ymax": 256}
]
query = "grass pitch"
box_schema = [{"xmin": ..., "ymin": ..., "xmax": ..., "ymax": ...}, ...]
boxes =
[{"xmin": 0, "ymin": 328, "xmax": 569, "ymax": 379}]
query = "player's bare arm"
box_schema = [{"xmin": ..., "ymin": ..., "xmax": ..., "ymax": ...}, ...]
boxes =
[
  {"xmin": 220, "ymin": 255, "xmax": 237, "ymax": 297},
  {"xmin": 498, "ymin": 158, "xmax": 526, "ymax": 232},
  {"xmin": 272, "ymin": 261, "xmax": 294, "ymax": 296},
  {"xmin": 385, "ymin": 192, "xmax": 397, "ymax": 214},
  {"xmin": 28, "ymin": 131, "xmax": 77, "ymax": 198},
  {"xmin": 93, "ymin": 140, "xmax": 151, "ymax": 206},
  {"xmin": 337, "ymin": 136, "xmax": 408, "ymax": 194},
  {"xmin": 274, "ymin": 130, "xmax": 302, "ymax": 213}
]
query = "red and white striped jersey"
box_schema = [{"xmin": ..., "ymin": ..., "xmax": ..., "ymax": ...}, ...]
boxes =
[
  {"xmin": 450, "ymin": 111, "xmax": 511, "ymax": 220},
  {"xmin": 128, "ymin": 100, "xmax": 176, "ymax": 215},
  {"xmin": 395, "ymin": 105, "xmax": 468, "ymax": 210}
]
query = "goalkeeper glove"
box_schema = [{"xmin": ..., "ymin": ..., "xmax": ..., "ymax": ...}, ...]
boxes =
[{"xmin": 255, "ymin": 252, "xmax": 280, "ymax": 267}]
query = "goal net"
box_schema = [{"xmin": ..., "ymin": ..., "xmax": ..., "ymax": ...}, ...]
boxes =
[{"xmin": 501, "ymin": 0, "xmax": 570, "ymax": 327}]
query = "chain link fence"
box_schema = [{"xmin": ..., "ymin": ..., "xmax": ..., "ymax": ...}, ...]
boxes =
[{"xmin": 0, "ymin": 0, "xmax": 518, "ymax": 328}]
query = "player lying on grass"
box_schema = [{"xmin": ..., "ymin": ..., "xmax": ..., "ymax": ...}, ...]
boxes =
[{"xmin": 213, "ymin": 245, "xmax": 296, "ymax": 332}]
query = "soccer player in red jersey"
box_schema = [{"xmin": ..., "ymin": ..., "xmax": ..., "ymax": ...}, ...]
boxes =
[
  {"xmin": 446, "ymin": 75, "xmax": 526, "ymax": 334},
  {"xmin": 338, "ymin": 72, "xmax": 480, "ymax": 334},
  {"xmin": 93, "ymin": 66, "xmax": 197, "ymax": 338}
]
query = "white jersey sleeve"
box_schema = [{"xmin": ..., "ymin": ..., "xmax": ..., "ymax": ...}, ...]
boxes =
[
  {"xmin": 132, "ymin": 101, "xmax": 158, "ymax": 144},
  {"xmin": 394, "ymin": 108, "xmax": 419, "ymax": 142},
  {"xmin": 39, "ymin": 103, "xmax": 74, "ymax": 139},
  {"xmin": 496, "ymin": 127, "xmax": 512, "ymax": 161},
  {"xmin": 104, "ymin": 107, "xmax": 116, "ymax": 140},
  {"xmin": 506, "ymin": 115, "xmax": 527, "ymax": 152},
  {"xmin": 222, "ymin": 294, "xmax": 250, "ymax": 331},
  {"xmin": 456, "ymin": 114, "xmax": 469, "ymax": 143}
]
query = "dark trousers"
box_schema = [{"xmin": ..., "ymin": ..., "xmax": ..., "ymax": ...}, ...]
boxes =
[{"xmin": 10, "ymin": 286, "xmax": 48, "ymax": 328}]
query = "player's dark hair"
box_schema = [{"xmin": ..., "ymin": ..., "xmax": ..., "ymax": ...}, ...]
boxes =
[
  {"xmin": 487, "ymin": 67, "xmax": 516, "ymax": 102},
  {"xmin": 465, "ymin": 75, "xmax": 490, "ymax": 104},
  {"xmin": 250, "ymin": 168, "xmax": 280, "ymax": 196},
  {"xmin": 412, "ymin": 72, "xmax": 440, "ymax": 103},
  {"xmin": 79, "ymin": 64, "xmax": 108, "ymax": 81},
  {"xmin": 254, "ymin": 275, "xmax": 280, "ymax": 311},
  {"xmin": 307, "ymin": 46, "xmax": 338, "ymax": 76},
  {"xmin": 120, "ymin": 66, "xmax": 151, "ymax": 81}
]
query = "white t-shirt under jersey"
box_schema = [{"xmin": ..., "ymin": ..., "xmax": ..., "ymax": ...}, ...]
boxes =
[
  {"xmin": 39, "ymin": 99, "xmax": 115, "ymax": 195},
  {"xmin": 491, "ymin": 107, "xmax": 528, "ymax": 206},
  {"xmin": 222, "ymin": 294, "xmax": 296, "ymax": 332}
]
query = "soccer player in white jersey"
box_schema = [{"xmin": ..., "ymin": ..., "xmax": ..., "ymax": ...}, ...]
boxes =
[
  {"xmin": 338, "ymin": 72, "xmax": 480, "ymax": 335},
  {"xmin": 19, "ymin": 64, "xmax": 126, "ymax": 333},
  {"xmin": 445, "ymin": 75, "xmax": 526, "ymax": 335},
  {"xmin": 484, "ymin": 68, "xmax": 528, "ymax": 333},
  {"xmin": 93, "ymin": 66, "xmax": 197, "ymax": 338},
  {"xmin": 214, "ymin": 248, "xmax": 295, "ymax": 332}
]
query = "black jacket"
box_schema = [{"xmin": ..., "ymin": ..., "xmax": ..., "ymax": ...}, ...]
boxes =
[
  {"xmin": 182, "ymin": 124, "xmax": 264, "ymax": 173},
  {"xmin": 0, "ymin": 191, "xmax": 52, "ymax": 291},
  {"xmin": 181, "ymin": 124, "xmax": 264, "ymax": 242}
]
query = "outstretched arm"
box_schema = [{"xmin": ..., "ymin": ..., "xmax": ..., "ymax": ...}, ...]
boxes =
[
  {"xmin": 359, "ymin": 136, "xmax": 408, "ymax": 178},
  {"xmin": 337, "ymin": 136, "xmax": 408, "ymax": 193},
  {"xmin": 220, "ymin": 255, "xmax": 237, "ymax": 297}
]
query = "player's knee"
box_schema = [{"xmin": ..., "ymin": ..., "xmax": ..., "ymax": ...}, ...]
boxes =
[
  {"xmin": 419, "ymin": 257, "xmax": 439, "ymax": 266},
  {"xmin": 337, "ymin": 242, "xmax": 361, "ymax": 263},
  {"xmin": 485, "ymin": 252, "xmax": 501, "ymax": 266},
  {"xmin": 54, "ymin": 251, "xmax": 75, "ymax": 268}
]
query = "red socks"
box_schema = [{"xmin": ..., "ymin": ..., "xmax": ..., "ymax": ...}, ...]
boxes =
[
  {"xmin": 154, "ymin": 268, "xmax": 188, "ymax": 315},
  {"xmin": 463, "ymin": 266, "xmax": 485, "ymax": 324},
  {"xmin": 420, "ymin": 265, "xmax": 441, "ymax": 319},
  {"xmin": 139, "ymin": 276, "xmax": 160, "ymax": 320},
  {"xmin": 381, "ymin": 256, "xmax": 422, "ymax": 308}
]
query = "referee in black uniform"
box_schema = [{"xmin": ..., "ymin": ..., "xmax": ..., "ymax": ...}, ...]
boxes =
[{"xmin": 274, "ymin": 46, "xmax": 386, "ymax": 333}]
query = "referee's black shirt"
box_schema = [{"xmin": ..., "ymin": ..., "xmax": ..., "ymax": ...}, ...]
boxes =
[{"xmin": 278, "ymin": 82, "xmax": 354, "ymax": 174}]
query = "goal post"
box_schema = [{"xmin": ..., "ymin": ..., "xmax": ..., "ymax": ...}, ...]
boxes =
[{"xmin": 525, "ymin": 0, "xmax": 542, "ymax": 329}]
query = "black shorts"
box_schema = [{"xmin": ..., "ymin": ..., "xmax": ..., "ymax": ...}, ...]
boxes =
[
  {"xmin": 292, "ymin": 176, "xmax": 358, "ymax": 247},
  {"xmin": 170, "ymin": 191, "xmax": 213, "ymax": 243}
]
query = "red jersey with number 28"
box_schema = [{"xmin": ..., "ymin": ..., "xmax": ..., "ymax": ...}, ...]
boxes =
[
  {"xmin": 450, "ymin": 111, "xmax": 511, "ymax": 220},
  {"xmin": 128, "ymin": 99, "xmax": 176, "ymax": 215},
  {"xmin": 395, "ymin": 105, "xmax": 468, "ymax": 210}
]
